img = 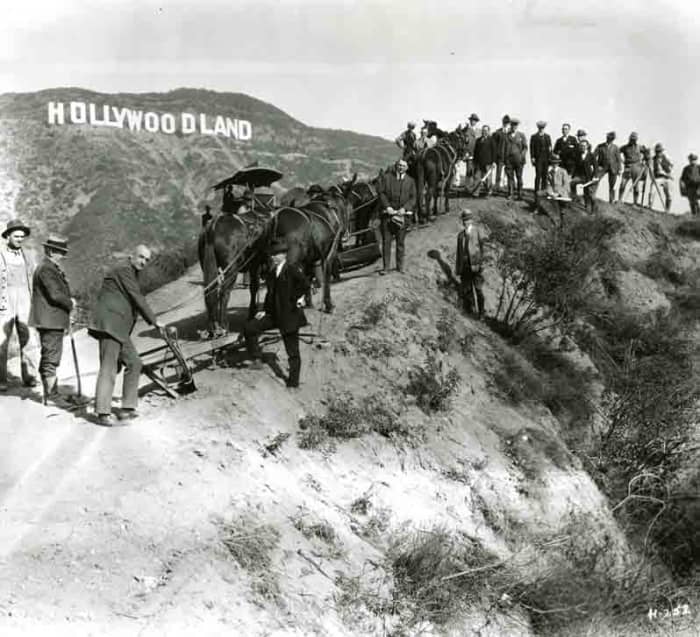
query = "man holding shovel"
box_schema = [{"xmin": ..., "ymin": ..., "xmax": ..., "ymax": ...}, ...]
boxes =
[
  {"xmin": 455, "ymin": 209, "xmax": 485, "ymax": 319},
  {"xmin": 28, "ymin": 235, "xmax": 76, "ymax": 408}
]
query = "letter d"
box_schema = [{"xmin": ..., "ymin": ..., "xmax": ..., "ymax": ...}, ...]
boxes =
[{"xmin": 181, "ymin": 113, "xmax": 196, "ymax": 134}]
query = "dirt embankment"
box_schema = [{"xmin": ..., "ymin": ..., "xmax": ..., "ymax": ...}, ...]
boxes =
[{"xmin": 1, "ymin": 195, "xmax": 698, "ymax": 636}]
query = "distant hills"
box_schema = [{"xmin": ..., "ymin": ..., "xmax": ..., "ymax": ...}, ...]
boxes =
[{"xmin": 0, "ymin": 88, "xmax": 397, "ymax": 300}]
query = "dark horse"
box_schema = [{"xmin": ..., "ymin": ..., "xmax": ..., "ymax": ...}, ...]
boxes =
[{"xmin": 415, "ymin": 124, "xmax": 467, "ymax": 221}]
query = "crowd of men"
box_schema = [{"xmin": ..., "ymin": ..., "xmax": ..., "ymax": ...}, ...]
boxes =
[{"xmin": 396, "ymin": 115, "xmax": 700, "ymax": 214}]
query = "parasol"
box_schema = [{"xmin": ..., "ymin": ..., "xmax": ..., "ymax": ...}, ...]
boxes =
[{"xmin": 213, "ymin": 166, "xmax": 284, "ymax": 191}]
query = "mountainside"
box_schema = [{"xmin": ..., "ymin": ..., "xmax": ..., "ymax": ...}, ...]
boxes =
[
  {"xmin": 0, "ymin": 87, "xmax": 396, "ymax": 299},
  {"xmin": 1, "ymin": 193, "xmax": 699, "ymax": 636}
]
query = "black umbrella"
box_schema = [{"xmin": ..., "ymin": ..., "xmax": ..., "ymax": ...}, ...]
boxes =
[{"xmin": 213, "ymin": 167, "xmax": 284, "ymax": 191}]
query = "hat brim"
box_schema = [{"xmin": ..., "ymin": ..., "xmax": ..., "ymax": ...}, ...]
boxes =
[
  {"xmin": 2, "ymin": 225, "xmax": 30, "ymax": 239},
  {"xmin": 43, "ymin": 242, "xmax": 68, "ymax": 253}
]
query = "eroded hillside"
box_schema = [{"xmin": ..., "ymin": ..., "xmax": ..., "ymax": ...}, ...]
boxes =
[{"xmin": 0, "ymin": 196, "xmax": 699, "ymax": 636}]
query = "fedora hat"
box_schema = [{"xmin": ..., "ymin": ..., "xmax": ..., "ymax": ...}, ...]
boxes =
[
  {"xmin": 468, "ymin": 113, "xmax": 480, "ymax": 122},
  {"xmin": 43, "ymin": 235, "xmax": 69, "ymax": 254},
  {"xmin": 550, "ymin": 153, "xmax": 562, "ymax": 164},
  {"xmin": 536, "ymin": 120, "xmax": 547, "ymax": 128},
  {"xmin": 268, "ymin": 238, "xmax": 288, "ymax": 255},
  {"xmin": 460, "ymin": 208, "xmax": 474, "ymax": 221},
  {"xmin": 2, "ymin": 219, "xmax": 30, "ymax": 239}
]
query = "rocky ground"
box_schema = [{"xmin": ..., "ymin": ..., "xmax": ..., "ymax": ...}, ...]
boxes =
[{"xmin": 0, "ymin": 194, "xmax": 698, "ymax": 636}]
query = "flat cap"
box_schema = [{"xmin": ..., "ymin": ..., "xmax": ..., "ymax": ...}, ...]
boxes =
[
  {"xmin": 536, "ymin": 120, "xmax": 547, "ymax": 128},
  {"xmin": 654, "ymin": 143, "xmax": 664, "ymax": 151},
  {"xmin": 606, "ymin": 131, "xmax": 616, "ymax": 139},
  {"xmin": 43, "ymin": 235, "xmax": 69, "ymax": 253},
  {"xmin": 550, "ymin": 153, "xmax": 562, "ymax": 163},
  {"xmin": 509, "ymin": 117, "xmax": 520, "ymax": 125},
  {"xmin": 689, "ymin": 153, "xmax": 698, "ymax": 161},
  {"xmin": 502, "ymin": 114, "xmax": 511, "ymax": 124},
  {"xmin": 630, "ymin": 131, "xmax": 638, "ymax": 139},
  {"xmin": 468, "ymin": 113, "xmax": 480, "ymax": 122},
  {"xmin": 576, "ymin": 129, "xmax": 587, "ymax": 136}
]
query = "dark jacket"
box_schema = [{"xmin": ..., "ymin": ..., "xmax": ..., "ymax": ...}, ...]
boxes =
[
  {"xmin": 594, "ymin": 142, "xmax": 622, "ymax": 174},
  {"xmin": 456, "ymin": 226, "xmax": 485, "ymax": 274},
  {"xmin": 473, "ymin": 136, "xmax": 497, "ymax": 168},
  {"xmin": 264, "ymin": 262, "xmax": 310, "ymax": 334},
  {"xmin": 504, "ymin": 131, "xmax": 528, "ymax": 165},
  {"xmin": 620, "ymin": 142, "xmax": 642, "ymax": 166},
  {"xmin": 491, "ymin": 127, "xmax": 509, "ymax": 163},
  {"xmin": 529, "ymin": 132, "xmax": 552, "ymax": 164},
  {"xmin": 29, "ymin": 257, "xmax": 72, "ymax": 331},
  {"xmin": 553, "ymin": 135, "xmax": 579, "ymax": 167},
  {"xmin": 681, "ymin": 164, "xmax": 700, "ymax": 188},
  {"xmin": 652, "ymin": 154, "xmax": 673, "ymax": 178},
  {"xmin": 575, "ymin": 150, "xmax": 597, "ymax": 181},
  {"xmin": 88, "ymin": 262, "xmax": 158, "ymax": 344},
  {"xmin": 378, "ymin": 171, "xmax": 417, "ymax": 212},
  {"xmin": 463, "ymin": 126, "xmax": 477, "ymax": 158}
]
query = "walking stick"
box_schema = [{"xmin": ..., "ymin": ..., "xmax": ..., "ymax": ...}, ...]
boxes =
[{"xmin": 69, "ymin": 322, "xmax": 82, "ymax": 398}]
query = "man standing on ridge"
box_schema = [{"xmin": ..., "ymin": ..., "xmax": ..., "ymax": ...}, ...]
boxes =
[
  {"xmin": 378, "ymin": 158, "xmax": 416, "ymax": 270},
  {"xmin": 0, "ymin": 219, "xmax": 38, "ymax": 392},
  {"xmin": 553, "ymin": 123, "xmax": 579, "ymax": 176},
  {"xmin": 463, "ymin": 113, "xmax": 480, "ymax": 184},
  {"xmin": 594, "ymin": 132, "xmax": 622, "ymax": 203},
  {"xmin": 680, "ymin": 153, "xmax": 700, "ymax": 216},
  {"xmin": 455, "ymin": 209, "xmax": 485, "ymax": 319},
  {"xmin": 492, "ymin": 115, "xmax": 511, "ymax": 192},
  {"xmin": 618, "ymin": 132, "xmax": 643, "ymax": 205},
  {"xmin": 88, "ymin": 245, "xmax": 165, "ymax": 426},
  {"xmin": 530, "ymin": 120, "xmax": 552, "ymax": 198},
  {"xmin": 28, "ymin": 235, "xmax": 75, "ymax": 407},
  {"xmin": 395, "ymin": 122, "xmax": 418, "ymax": 163},
  {"xmin": 473, "ymin": 125, "xmax": 496, "ymax": 197},
  {"xmin": 650, "ymin": 143, "xmax": 673, "ymax": 212},
  {"xmin": 504, "ymin": 117, "xmax": 528, "ymax": 201}
]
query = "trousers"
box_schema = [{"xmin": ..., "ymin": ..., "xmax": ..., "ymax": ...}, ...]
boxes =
[
  {"xmin": 244, "ymin": 314, "xmax": 301, "ymax": 386},
  {"xmin": 505, "ymin": 162, "xmax": 524, "ymax": 198},
  {"xmin": 533, "ymin": 162, "xmax": 549, "ymax": 192},
  {"xmin": 380, "ymin": 216, "xmax": 407, "ymax": 271},
  {"xmin": 460, "ymin": 269, "xmax": 485, "ymax": 316},
  {"xmin": 38, "ymin": 328, "xmax": 64, "ymax": 380},
  {"xmin": 0, "ymin": 286, "xmax": 38, "ymax": 383},
  {"xmin": 94, "ymin": 334, "xmax": 142, "ymax": 415},
  {"xmin": 687, "ymin": 186, "xmax": 699, "ymax": 215},
  {"xmin": 649, "ymin": 177, "xmax": 672, "ymax": 212},
  {"xmin": 619, "ymin": 164, "xmax": 643, "ymax": 203}
]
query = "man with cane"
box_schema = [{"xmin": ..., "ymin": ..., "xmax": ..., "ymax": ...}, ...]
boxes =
[
  {"xmin": 455, "ymin": 209, "xmax": 485, "ymax": 320},
  {"xmin": 29, "ymin": 235, "xmax": 76, "ymax": 408}
]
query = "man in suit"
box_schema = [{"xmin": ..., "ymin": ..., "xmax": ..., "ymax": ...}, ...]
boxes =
[
  {"xmin": 378, "ymin": 158, "xmax": 416, "ymax": 270},
  {"xmin": 462, "ymin": 113, "xmax": 480, "ymax": 183},
  {"xmin": 455, "ymin": 209, "xmax": 485, "ymax": 318},
  {"xmin": 491, "ymin": 115, "xmax": 511, "ymax": 192},
  {"xmin": 650, "ymin": 143, "xmax": 673, "ymax": 212},
  {"xmin": 473, "ymin": 125, "xmax": 496, "ymax": 197},
  {"xmin": 618, "ymin": 132, "xmax": 643, "ymax": 205},
  {"xmin": 88, "ymin": 245, "xmax": 164, "ymax": 426},
  {"xmin": 530, "ymin": 120, "xmax": 552, "ymax": 196},
  {"xmin": 680, "ymin": 153, "xmax": 700, "ymax": 216},
  {"xmin": 28, "ymin": 235, "xmax": 75, "ymax": 407},
  {"xmin": 243, "ymin": 241, "xmax": 310, "ymax": 389},
  {"xmin": 571, "ymin": 140, "xmax": 598, "ymax": 212},
  {"xmin": 553, "ymin": 123, "xmax": 579, "ymax": 176},
  {"xmin": 504, "ymin": 117, "xmax": 528, "ymax": 200},
  {"xmin": 594, "ymin": 132, "xmax": 622, "ymax": 203},
  {"xmin": 0, "ymin": 219, "xmax": 38, "ymax": 392},
  {"xmin": 546, "ymin": 154, "xmax": 572, "ymax": 199}
]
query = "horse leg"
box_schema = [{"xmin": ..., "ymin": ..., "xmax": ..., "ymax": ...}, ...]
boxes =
[
  {"xmin": 218, "ymin": 275, "xmax": 235, "ymax": 334},
  {"xmin": 247, "ymin": 262, "xmax": 260, "ymax": 320}
]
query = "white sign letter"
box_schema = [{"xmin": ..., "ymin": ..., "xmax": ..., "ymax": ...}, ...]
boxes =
[
  {"xmin": 181, "ymin": 113, "xmax": 196, "ymax": 134},
  {"xmin": 238, "ymin": 120, "xmax": 252, "ymax": 141},
  {"xmin": 225, "ymin": 118, "xmax": 238, "ymax": 139},
  {"xmin": 199, "ymin": 113, "xmax": 215, "ymax": 136},
  {"xmin": 161, "ymin": 113, "xmax": 175, "ymax": 134},
  {"xmin": 69, "ymin": 101, "xmax": 87, "ymax": 124},
  {"xmin": 126, "ymin": 109, "xmax": 143, "ymax": 131},
  {"xmin": 144, "ymin": 112, "xmax": 160, "ymax": 133},
  {"xmin": 47, "ymin": 102, "xmax": 65, "ymax": 125}
]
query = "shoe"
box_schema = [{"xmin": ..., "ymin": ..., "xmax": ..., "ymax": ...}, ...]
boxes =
[
  {"xmin": 0, "ymin": 382, "xmax": 7, "ymax": 392},
  {"xmin": 378, "ymin": 270, "xmax": 387, "ymax": 276},
  {"xmin": 23, "ymin": 377, "xmax": 38, "ymax": 388},
  {"xmin": 396, "ymin": 267, "xmax": 404, "ymax": 274},
  {"xmin": 96, "ymin": 414, "xmax": 119, "ymax": 427},
  {"xmin": 286, "ymin": 380, "xmax": 300, "ymax": 389},
  {"xmin": 45, "ymin": 394, "xmax": 74, "ymax": 409},
  {"xmin": 117, "ymin": 409, "xmax": 138, "ymax": 421}
]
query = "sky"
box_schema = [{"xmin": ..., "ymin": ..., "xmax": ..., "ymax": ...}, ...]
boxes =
[{"xmin": 1, "ymin": 0, "xmax": 699, "ymax": 209}]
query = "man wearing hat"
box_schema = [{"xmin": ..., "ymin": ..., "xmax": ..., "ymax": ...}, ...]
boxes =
[
  {"xmin": 504, "ymin": 117, "xmax": 528, "ymax": 200},
  {"xmin": 473, "ymin": 125, "xmax": 497, "ymax": 197},
  {"xmin": 618, "ymin": 132, "xmax": 643, "ymax": 205},
  {"xmin": 455, "ymin": 209, "xmax": 485, "ymax": 319},
  {"xmin": 594, "ymin": 132, "xmax": 622, "ymax": 203},
  {"xmin": 546, "ymin": 154, "xmax": 572, "ymax": 200},
  {"xmin": 553, "ymin": 123, "xmax": 579, "ymax": 176},
  {"xmin": 680, "ymin": 153, "xmax": 700, "ymax": 216},
  {"xmin": 462, "ymin": 113, "xmax": 480, "ymax": 182},
  {"xmin": 28, "ymin": 235, "xmax": 75, "ymax": 407},
  {"xmin": 378, "ymin": 158, "xmax": 416, "ymax": 269},
  {"xmin": 491, "ymin": 115, "xmax": 511, "ymax": 192},
  {"xmin": 243, "ymin": 239, "xmax": 310, "ymax": 388},
  {"xmin": 530, "ymin": 121, "xmax": 552, "ymax": 197},
  {"xmin": 0, "ymin": 219, "xmax": 38, "ymax": 392},
  {"xmin": 395, "ymin": 121, "xmax": 418, "ymax": 163},
  {"xmin": 650, "ymin": 143, "xmax": 673, "ymax": 212},
  {"xmin": 88, "ymin": 245, "xmax": 165, "ymax": 426}
]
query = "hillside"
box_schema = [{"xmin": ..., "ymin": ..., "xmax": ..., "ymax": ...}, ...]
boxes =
[
  {"xmin": 0, "ymin": 87, "xmax": 396, "ymax": 299},
  {"xmin": 1, "ymin": 193, "xmax": 699, "ymax": 636}
]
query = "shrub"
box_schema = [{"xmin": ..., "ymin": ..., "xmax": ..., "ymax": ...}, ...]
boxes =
[
  {"xmin": 639, "ymin": 251, "xmax": 687, "ymax": 286},
  {"xmin": 405, "ymin": 354, "xmax": 461, "ymax": 414},
  {"xmin": 435, "ymin": 307, "xmax": 458, "ymax": 353},
  {"xmin": 676, "ymin": 218, "xmax": 700, "ymax": 240},
  {"xmin": 489, "ymin": 215, "xmax": 622, "ymax": 339}
]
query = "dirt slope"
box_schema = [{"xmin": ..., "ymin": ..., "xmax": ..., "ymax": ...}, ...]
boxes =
[{"xmin": 1, "ymin": 196, "xmax": 698, "ymax": 637}]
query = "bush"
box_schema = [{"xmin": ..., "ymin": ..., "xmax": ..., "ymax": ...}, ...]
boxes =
[
  {"xmin": 639, "ymin": 251, "xmax": 687, "ymax": 286},
  {"xmin": 297, "ymin": 392, "xmax": 417, "ymax": 452},
  {"xmin": 435, "ymin": 307, "xmax": 458, "ymax": 353},
  {"xmin": 676, "ymin": 218, "xmax": 700, "ymax": 240},
  {"xmin": 489, "ymin": 215, "xmax": 622, "ymax": 339},
  {"xmin": 405, "ymin": 354, "xmax": 461, "ymax": 414}
]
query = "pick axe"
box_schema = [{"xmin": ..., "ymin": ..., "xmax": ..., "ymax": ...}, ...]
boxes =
[{"xmin": 68, "ymin": 321, "xmax": 82, "ymax": 399}]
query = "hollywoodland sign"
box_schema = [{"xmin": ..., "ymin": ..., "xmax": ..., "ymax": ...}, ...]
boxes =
[{"xmin": 47, "ymin": 101, "xmax": 253, "ymax": 140}]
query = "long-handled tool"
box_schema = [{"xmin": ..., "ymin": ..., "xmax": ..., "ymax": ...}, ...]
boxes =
[
  {"xmin": 69, "ymin": 322, "xmax": 82, "ymax": 399},
  {"xmin": 468, "ymin": 165, "xmax": 495, "ymax": 196}
]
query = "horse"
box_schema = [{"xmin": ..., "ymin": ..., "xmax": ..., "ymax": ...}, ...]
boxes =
[
  {"xmin": 198, "ymin": 208, "xmax": 272, "ymax": 336},
  {"xmin": 265, "ymin": 176, "xmax": 357, "ymax": 315},
  {"xmin": 415, "ymin": 127, "xmax": 467, "ymax": 221}
]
